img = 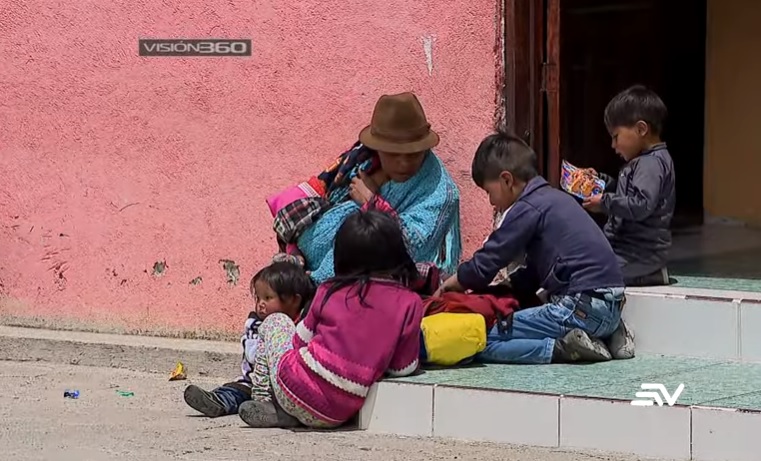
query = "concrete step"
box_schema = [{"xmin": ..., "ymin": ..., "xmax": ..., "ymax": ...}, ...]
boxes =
[
  {"xmin": 623, "ymin": 285, "xmax": 761, "ymax": 361},
  {"xmin": 360, "ymin": 355, "xmax": 761, "ymax": 461}
]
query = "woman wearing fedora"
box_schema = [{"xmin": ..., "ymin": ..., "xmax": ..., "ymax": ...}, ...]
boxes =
[{"xmin": 266, "ymin": 92, "xmax": 462, "ymax": 283}]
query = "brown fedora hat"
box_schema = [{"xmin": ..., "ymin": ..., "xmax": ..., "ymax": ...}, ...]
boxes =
[{"xmin": 359, "ymin": 92, "xmax": 440, "ymax": 154}]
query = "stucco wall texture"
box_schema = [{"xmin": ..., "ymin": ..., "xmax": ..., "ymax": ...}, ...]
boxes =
[{"xmin": 0, "ymin": 1, "xmax": 499, "ymax": 336}]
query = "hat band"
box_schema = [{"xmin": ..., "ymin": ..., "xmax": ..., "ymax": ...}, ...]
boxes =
[{"xmin": 370, "ymin": 123, "xmax": 431, "ymax": 143}]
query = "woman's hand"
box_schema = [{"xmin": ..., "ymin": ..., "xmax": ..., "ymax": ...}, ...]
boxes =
[
  {"xmin": 349, "ymin": 170, "xmax": 378, "ymax": 206},
  {"xmin": 433, "ymin": 274, "xmax": 465, "ymax": 297}
]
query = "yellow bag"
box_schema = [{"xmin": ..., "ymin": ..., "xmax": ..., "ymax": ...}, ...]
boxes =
[{"xmin": 420, "ymin": 313, "xmax": 487, "ymax": 366}]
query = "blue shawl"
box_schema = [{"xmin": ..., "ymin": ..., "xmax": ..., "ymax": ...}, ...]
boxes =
[{"xmin": 297, "ymin": 150, "xmax": 462, "ymax": 283}]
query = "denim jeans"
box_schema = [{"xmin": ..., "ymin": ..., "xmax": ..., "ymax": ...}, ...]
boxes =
[
  {"xmin": 476, "ymin": 287, "xmax": 625, "ymax": 365},
  {"xmin": 212, "ymin": 385, "xmax": 251, "ymax": 415}
]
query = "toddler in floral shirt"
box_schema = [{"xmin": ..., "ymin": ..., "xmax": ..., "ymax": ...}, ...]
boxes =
[{"xmin": 183, "ymin": 261, "xmax": 315, "ymax": 417}]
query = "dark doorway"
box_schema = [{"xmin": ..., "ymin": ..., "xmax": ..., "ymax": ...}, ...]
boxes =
[
  {"xmin": 504, "ymin": 0, "xmax": 707, "ymax": 227},
  {"xmin": 556, "ymin": 0, "xmax": 707, "ymax": 227}
]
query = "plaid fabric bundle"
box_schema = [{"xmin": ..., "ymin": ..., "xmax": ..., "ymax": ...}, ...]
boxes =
[
  {"xmin": 271, "ymin": 142, "xmax": 380, "ymax": 244},
  {"xmin": 273, "ymin": 196, "xmax": 330, "ymax": 244}
]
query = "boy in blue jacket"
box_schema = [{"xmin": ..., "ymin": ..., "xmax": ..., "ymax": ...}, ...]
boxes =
[{"xmin": 436, "ymin": 130, "xmax": 626, "ymax": 364}]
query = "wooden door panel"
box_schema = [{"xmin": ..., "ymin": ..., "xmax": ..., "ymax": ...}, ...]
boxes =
[{"xmin": 504, "ymin": 0, "xmax": 545, "ymax": 174}]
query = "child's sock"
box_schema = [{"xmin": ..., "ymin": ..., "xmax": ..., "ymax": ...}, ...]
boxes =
[
  {"xmin": 183, "ymin": 385, "xmax": 228, "ymax": 417},
  {"xmin": 552, "ymin": 329, "xmax": 612, "ymax": 363},
  {"xmin": 238, "ymin": 399, "xmax": 301, "ymax": 428}
]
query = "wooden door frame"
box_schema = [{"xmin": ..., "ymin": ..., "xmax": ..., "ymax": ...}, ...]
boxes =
[
  {"xmin": 504, "ymin": 0, "xmax": 561, "ymax": 186},
  {"xmin": 544, "ymin": 0, "xmax": 561, "ymax": 186}
]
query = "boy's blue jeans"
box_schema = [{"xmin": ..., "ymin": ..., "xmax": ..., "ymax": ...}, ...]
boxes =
[
  {"xmin": 212, "ymin": 385, "xmax": 251, "ymax": 415},
  {"xmin": 476, "ymin": 287, "xmax": 625, "ymax": 364}
]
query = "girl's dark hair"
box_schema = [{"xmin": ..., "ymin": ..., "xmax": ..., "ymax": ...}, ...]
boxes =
[
  {"xmin": 471, "ymin": 127, "xmax": 539, "ymax": 188},
  {"xmin": 322, "ymin": 209, "xmax": 419, "ymax": 308},
  {"xmin": 251, "ymin": 261, "xmax": 316, "ymax": 312}
]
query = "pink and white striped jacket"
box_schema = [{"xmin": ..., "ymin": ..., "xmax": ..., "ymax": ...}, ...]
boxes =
[{"xmin": 275, "ymin": 280, "xmax": 423, "ymax": 425}]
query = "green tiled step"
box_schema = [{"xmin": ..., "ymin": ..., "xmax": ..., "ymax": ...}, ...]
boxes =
[
  {"xmin": 672, "ymin": 275, "xmax": 761, "ymax": 293},
  {"xmin": 392, "ymin": 354, "xmax": 761, "ymax": 411}
]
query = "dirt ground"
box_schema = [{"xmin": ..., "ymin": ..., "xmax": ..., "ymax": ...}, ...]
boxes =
[{"xmin": 0, "ymin": 361, "xmax": 667, "ymax": 461}]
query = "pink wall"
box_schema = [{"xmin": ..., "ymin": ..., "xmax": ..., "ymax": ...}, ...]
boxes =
[{"xmin": 0, "ymin": 0, "xmax": 500, "ymax": 337}]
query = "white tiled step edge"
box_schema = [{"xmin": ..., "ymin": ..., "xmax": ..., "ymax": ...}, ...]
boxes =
[
  {"xmin": 359, "ymin": 381, "xmax": 761, "ymax": 461},
  {"xmin": 623, "ymin": 286, "xmax": 761, "ymax": 361}
]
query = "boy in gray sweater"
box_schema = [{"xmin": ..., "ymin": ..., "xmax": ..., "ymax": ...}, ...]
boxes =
[{"xmin": 583, "ymin": 85, "xmax": 675, "ymax": 287}]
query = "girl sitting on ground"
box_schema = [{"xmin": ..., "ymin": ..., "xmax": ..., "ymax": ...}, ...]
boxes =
[
  {"xmin": 183, "ymin": 261, "xmax": 315, "ymax": 417},
  {"xmin": 238, "ymin": 209, "xmax": 424, "ymax": 428}
]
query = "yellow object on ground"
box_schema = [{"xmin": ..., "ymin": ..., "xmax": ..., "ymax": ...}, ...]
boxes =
[{"xmin": 169, "ymin": 362, "xmax": 187, "ymax": 381}]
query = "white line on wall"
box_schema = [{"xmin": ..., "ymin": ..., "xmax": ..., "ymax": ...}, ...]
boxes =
[{"xmin": 422, "ymin": 35, "xmax": 435, "ymax": 76}]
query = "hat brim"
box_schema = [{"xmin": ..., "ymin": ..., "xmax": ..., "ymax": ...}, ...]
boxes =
[{"xmin": 358, "ymin": 125, "xmax": 440, "ymax": 154}]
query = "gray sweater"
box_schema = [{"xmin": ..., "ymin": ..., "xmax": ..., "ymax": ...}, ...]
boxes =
[{"xmin": 599, "ymin": 143, "xmax": 675, "ymax": 279}]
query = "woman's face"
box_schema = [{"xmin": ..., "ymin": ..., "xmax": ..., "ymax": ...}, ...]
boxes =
[{"xmin": 377, "ymin": 151, "xmax": 426, "ymax": 182}]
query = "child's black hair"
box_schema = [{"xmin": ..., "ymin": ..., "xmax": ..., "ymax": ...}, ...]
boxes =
[
  {"xmin": 250, "ymin": 261, "xmax": 316, "ymax": 313},
  {"xmin": 471, "ymin": 128, "xmax": 539, "ymax": 188},
  {"xmin": 603, "ymin": 85, "xmax": 668, "ymax": 135},
  {"xmin": 321, "ymin": 209, "xmax": 419, "ymax": 308}
]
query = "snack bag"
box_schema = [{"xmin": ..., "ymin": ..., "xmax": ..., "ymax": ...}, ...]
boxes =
[
  {"xmin": 169, "ymin": 362, "xmax": 187, "ymax": 381},
  {"xmin": 560, "ymin": 160, "xmax": 606, "ymax": 200}
]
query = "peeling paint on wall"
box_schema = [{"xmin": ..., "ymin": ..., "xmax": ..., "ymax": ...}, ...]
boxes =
[
  {"xmin": 152, "ymin": 261, "xmax": 167, "ymax": 277},
  {"xmin": 189, "ymin": 276, "xmax": 202, "ymax": 286},
  {"xmin": 422, "ymin": 34, "xmax": 435, "ymax": 76},
  {"xmin": 219, "ymin": 259, "xmax": 239, "ymax": 286},
  {"xmin": 51, "ymin": 261, "xmax": 68, "ymax": 291}
]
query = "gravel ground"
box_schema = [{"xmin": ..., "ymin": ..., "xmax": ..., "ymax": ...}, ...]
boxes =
[{"xmin": 0, "ymin": 361, "xmax": 669, "ymax": 461}]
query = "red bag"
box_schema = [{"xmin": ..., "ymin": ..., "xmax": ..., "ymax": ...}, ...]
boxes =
[{"xmin": 423, "ymin": 292, "xmax": 518, "ymax": 330}]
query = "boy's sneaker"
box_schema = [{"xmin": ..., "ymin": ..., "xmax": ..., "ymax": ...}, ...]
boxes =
[
  {"xmin": 184, "ymin": 385, "xmax": 227, "ymax": 418},
  {"xmin": 553, "ymin": 328, "xmax": 612, "ymax": 363},
  {"xmin": 606, "ymin": 320, "xmax": 635, "ymax": 360},
  {"xmin": 239, "ymin": 399, "xmax": 301, "ymax": 428}
]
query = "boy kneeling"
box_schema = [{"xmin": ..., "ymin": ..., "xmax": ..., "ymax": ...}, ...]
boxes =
[{"xmin": 436, "ymin": 130, "xmax": 625, "ymax": 364}]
